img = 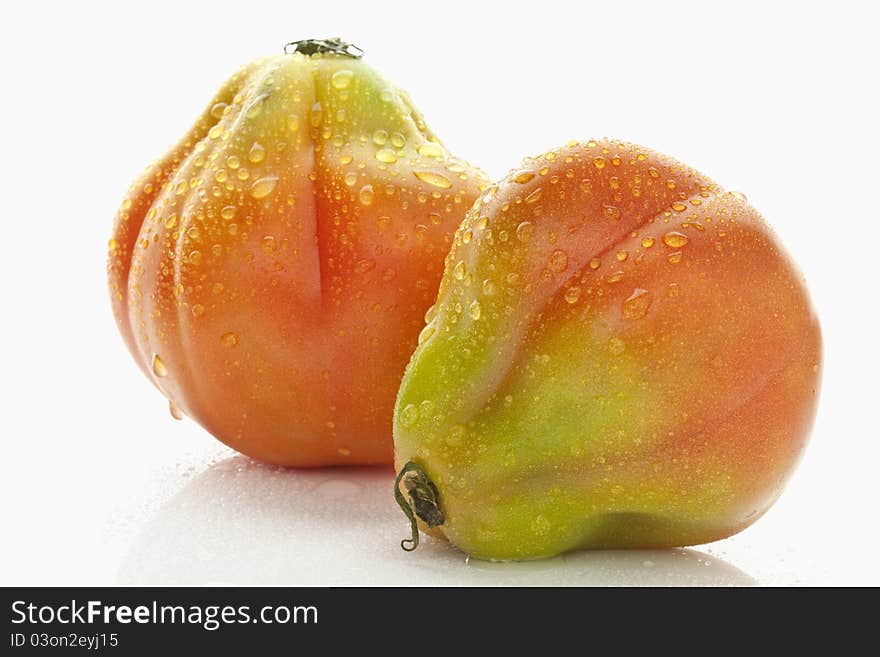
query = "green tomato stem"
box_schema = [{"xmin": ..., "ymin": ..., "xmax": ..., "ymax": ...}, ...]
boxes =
[
  {"xmin": 394, "ymin": 461, "xmax": 444, "ymax": 552},
  {"xmin": 283, "ymin": 38, "xmax": 364, "ymax": 59}
]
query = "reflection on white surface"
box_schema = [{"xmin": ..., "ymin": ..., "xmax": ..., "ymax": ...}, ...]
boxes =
[{"xmin": 118, "ymin": 456, "xmax": 756, "ymax": 586}]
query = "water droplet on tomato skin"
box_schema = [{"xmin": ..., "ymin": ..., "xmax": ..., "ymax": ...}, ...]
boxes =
[
  {"xmin": 414, "ymin": 171, "xmax": 453, "ymax": 189},
  {"xmin": 418, "ymin": 321, "xmax": 436, "ymax": 345},
  {"xmin": 248, "ymin": 142, "xmax": 266, "ymax": 164},
  {"xmin": 251, "ymin": 176, "xmax": 278, "ymax": 199},
  {"xmin": 399, "ymin": 404, "xmax": 418, "ymax": 428},
  {"xmin": 663, "ymin": 231, "xmax": 689, "ymax": 248},
  {"xmin": 331, "ymin": 69, "xmax": 354, "ymax": 89},
  {"xmin": 169, "ymin": 400, "xmax": 184, "ymax": 420},
  {"xmin": 622, "ymin": 288, "xmax": 652, "ymax": 320},
  {"xmin": 309, "ymin": 102, "xmax": 323, "ymax": 127},
  {"xmin": 151, "ymin": 354, "xmax": 168, "ymax": 378},
  {"xmin": 418, "ymin": 142, "xmax": 444, "ymax": 158},
  {"xmin": 549, "ymin": 250, "xmax": 569, "ymax": 272},
  {"xmin": 516, "ymin": 222, "xmax": 534, "ymax": 243},
  {"xmin": 468, "ymin": 299, "xmax": 482, "ymax": 320},
  {"xmin": 375, "ymin": 148, "xmax": 397, "ymax": 164},
  {"xmin": 359, "ymin": 185, "xmax": 375, "ymax": 206}
]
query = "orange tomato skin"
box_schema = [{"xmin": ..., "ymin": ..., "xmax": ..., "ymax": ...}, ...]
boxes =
[{"xmin": 108, "ymin": 53, "xmax": 487, "ymax": 466}]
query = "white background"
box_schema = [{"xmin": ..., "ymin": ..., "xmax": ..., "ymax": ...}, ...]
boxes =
[{"xmin": 1, "ymin": 0, "xmax": 877, "ymax": 585}]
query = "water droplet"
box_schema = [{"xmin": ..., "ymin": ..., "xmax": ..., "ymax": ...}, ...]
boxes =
[
  {"xmin": 168, "ymin": 399, "xmax": 184, "ymax": 420},
  {"xmin": 251, "ymin": 176, "xmax": 278, "ymax": 199},
  {"xmin": 608, "ymin": 337, "xmax": 625, "ymax": 356},
  {"xmin": 482, "ymin": 279, "xmax": 496, "ymax": 296},
  {"xmin": 607, "ymin": 270, "xmax": 624, "ymax": 283},
  {"xmin": 248, "ymin": 142, "xmax": 266, "ymax": 164},
  {"xmin": 164, "ymin": 214, "xmax": 178, "ymax": 229},
  {"xmin": 244, "ymin": 92, "xmax": 268, "ymax": 119},
  {"xmin": 648, "ymin": 167, "xmax": 660, "ymax": 178},
  {"xmin": 331, "ymin": 69, "xmax": 354, "ymax": 89},
  {"xmin": 208, "ymin": 125, "xmax": 222, "ymax": 140},
  {"xmin": 668, "ymin": 251, "xmax": 683, "ymax": 264},
  {"xmin": 663, "ymin": 231, "xmax": 689, "ymax": 248},
  {"xmin": 515, "ymin": 221, "xmax": 534, "ymax": 242},
  {"xmin": 309, "ymin": 102, "xmax": 323, "ymax": 127},
  {"xmin": 514, "ymin": 171, "xmax": 535, "ymax": 184},
  {"xmin": 414, "ymin": 171, "xmax": 452, "ymax": 189},
  {"xmin": 589, "ymin": 258, "xmax": 601, "ymax": 270},
  {"xmin": 390, "ymin": 132, "xmax": 406, "ymax": 148},
  {"xmin": 622, "ymin": 288, "xmax": 652, "ymax": 319},
  {"xmin": 525, "ymin": 188, "xmax": 543, "ymax": 204},
  {"xmin": 262, "ymin": 235, "xmax": 277, "ymax": 253},
  {"xmin": 728, "ymin": 190, "xmax": 748, "ymax": 202},
  {"xmin": 108, "ymin": 238, "xmax": 119, "ymax": 252},
  {"xmin": 359, "ymin": 184, "xmax": 375, "ymax": 206},
  {"xmin": 671, "ymin": 201, "xmax": 687, "ymax": 212},
  {"xmin": 453, "ymin": 260, "xmax": 466, "ymax": 280},
  {"xmin": 399, "ymin": 403, "xmax": 418, "ymax": 428},
  {"xmin": 191, "ymin": 303, "xmax": 205, "ymax": 318},
  {"xmin": 372, "ymin": 129, "xmax": 388, "ymax": 145},
  {"xmin": 549, "ymin": 249, "xmax": 568, "ymax": 272},
  {"xmin": 344, "ymin": 171, "xmax": 358, "ymax": 187},
  {"xmin": 641, "ymin": 237, "xmax": 655, "ymax": 248},
  {"xmin": 417, "ymin": 142, "xmax": 444, "ymax": 158},
  {"xmin": 616, "ymin": 250, "xmax": 628, "ymax": 262},
  {"xmin": 221, "ymin": 206, "xmax": 236, "ymax": 220},
  {"xmin": 189, "ymin": 250, "xmax": 203, "ymax": 266},
  {"xmin": 375, "ymin": 148, "xmax": 397, "ymax": 163},
  {"xmin": 286, "ymin": 114, "xmax": 300, "ymax": 132},
  {"xmin": 468, "ymin": 299, "xmax": 482, "ymax": 320},
  {"xmin": 151, "ymin": 354, "xmax": 168, "ymax": 377},
  {"xmin": 210, "ymin": 102, "xmax": 227, "ymax": 119},
  {"xmin": 354, "ymin": 259, "xmax": 375, "ymax": 273},
  {"xmin": 226, "ymin": 155, "xmax": 240, "ymax": 170},
  {"xmin": 564, "ymin": 286, "xmax": 581, "ymax": 304},
  {"xmin": 604, "ymin": 204, "xmax": 620, "ymax": 220},
  {"xmin": 418, "ymin": 321, "xmax": 436, "ymax": 345},
  {"xmin": 221, "ymin": 332, "xmax": 239, "ymax": 348},
  {"xmin": 593, "ymin": 156, "xmax": 606, "ymax": 169}
]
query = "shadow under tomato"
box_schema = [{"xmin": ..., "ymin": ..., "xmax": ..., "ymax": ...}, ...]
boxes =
[{"xmin": 117, "ymin": 455, "xmax": 756, "ymax": 586}]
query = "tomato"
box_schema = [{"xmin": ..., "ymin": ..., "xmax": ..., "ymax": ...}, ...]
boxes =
[
  {"xmin": 108, "ymin": 40, "xmax": 487, "ymax": 466},
  {"xmin": 393, "ymin": 139, "xmax": 821, "ymax": 559}
]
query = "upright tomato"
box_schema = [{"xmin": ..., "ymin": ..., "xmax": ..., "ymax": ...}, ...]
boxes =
[
  {"xmin": 394, "ymin": 139, "xmax": 821, "ymax": 559},
  {"xmin": 108, "ymin": 40, "xmax": 487, "ymax": 466}
]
